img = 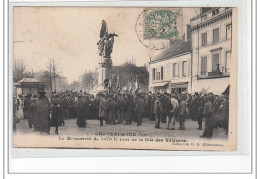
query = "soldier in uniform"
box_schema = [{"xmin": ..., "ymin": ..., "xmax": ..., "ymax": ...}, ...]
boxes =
[
  {"xmin": 135, "ymin": 94, "xmax": 145, "ymax": 126},
  {"xmin": 107, "ymin": 95, "xmax": 118, "ymax": 125}
]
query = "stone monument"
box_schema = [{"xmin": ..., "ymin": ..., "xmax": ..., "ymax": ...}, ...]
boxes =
[{"xmin": 95, "ymin": 20, "xmax": 118, "ymax": 92}]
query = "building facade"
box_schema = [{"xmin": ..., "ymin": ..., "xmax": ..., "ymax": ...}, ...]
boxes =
[
  {"xmin": 190, "ymin": 7, "xmax": 232, "ymax": 94},
  {"xmin": 148, "ymin": 8, "xmax": 232, "ymax": 95},
  {"xmin": 149, "ymin": 39, "xmax": 192, "ymax": 93}
]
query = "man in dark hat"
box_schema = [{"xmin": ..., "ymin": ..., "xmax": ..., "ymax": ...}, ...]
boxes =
[
  {"xmin": 98, "ymin": 93, "xmax": 107, "ymax": 126},
  {"xmin": 160, "ymin": 92, "xmax": 168, "ymax": 123},
  {"xmin": 135, "ymin": 93, "xmax": 145, "ymax": 126},
  {"xmin": 37, "ymin": 92, "xmax": 51, "ymax": 134},
  {"xmin": 165, "ymin": 93, "xmax": 173, "ymax": 130},
  {"xmin": 145, "ymin": 91, "xmax": 152, "ymax": 119},
  {"xmin": 169, "ymin": 93, "xmax": 179, "ymax": 130},
  {"xmin": 117, "ymin": 93, "xmax": 125, "ymax": 124},
  {"xmin": 154, "ymin": 94, "xmax": 162, "ymax": 129},
  {"xmin": 107, "ymin": 96, "xmax": 118, "ymax": 125},
  {"xmin": 192, "ymin": 92, "xmax": 203, "ymax": 129},
  {"xmin": 76, "ymin": 95, "xmax": 86, "ymax": 128},
  {"xmin": 51, "ymin": 95, "xmax": 64, "ymax": 134},
  {"xmin": 178, "ymin": 95, "xmax": 187, "ymax": 130}
]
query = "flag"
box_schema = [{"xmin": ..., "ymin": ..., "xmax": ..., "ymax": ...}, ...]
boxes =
[
  {"xmin": 128, "ymin": 72, "xmax": 133, "ymax": 91},
  {"xmin": 116, "ymin": 70, "xmax": 120, "ymax": 89},
  {"xmin": 135, "ymin": 75, "xmax": 139, "ymax": 92},
  {"xmin": 108, "ymin": 72, "xmax": 112, "ymax": 92}
]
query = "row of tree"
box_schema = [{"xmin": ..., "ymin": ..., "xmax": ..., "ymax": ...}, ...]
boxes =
[
  {"xmin": 13, "ymin": 59, "xmax": 149, "ymax": 93},
  {"xmin": 13, "ymin": 59, "xmax": 71, "ymax": 92},
  {"xmin": 80, "ymin": 62, "xmax": 149, "ymax": 92}
]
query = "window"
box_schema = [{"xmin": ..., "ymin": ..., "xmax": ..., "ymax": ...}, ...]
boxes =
[
  {"xmin": 212, "ymin": 54, "xmax": 220, "ymax": 72},
  {"xmin": 201, "ymin": 56, "xmax": 207, "ymax": 75},
  {"xmin": 152, "ymin": 68, "xmax": 155, "ymax": 80},
  {"xmin": 161, "ymin": 66, "xmax": 164, "ymax": 80},
  {"xmin": 212, "ymin": 9, "xmax": 219, "ymax": 16},
  {"xmin": 172, "ymin": 63, "xmax": 178, "ymax": 78},
  {"xmin": 213, "ymin": 28, "xmax": 219, "ymax": 43},
  {"xmin": 156, "ymin": 72, "xmax": 160, "ymax": 80},
  {"xmin": 226, "ymin": 24, "xmax": 232, "ymax": 40},
  {"xmin": 201, "ymin": 15, "xmax": 207, "ymax": 21},
  {"xmin": 201, "ymin": 33, "xmax": 207, "ymax": 46},
  {"xmin": 182, "ymin": 61, "xmax": 187, "ymax": 77},
  {"xmin": 225, "ymin": 51, "xmax": 231, "ymax": 73}
]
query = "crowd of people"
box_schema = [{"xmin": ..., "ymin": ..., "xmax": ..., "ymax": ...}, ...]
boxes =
[{"xmin": 13, "ymin": 90, "xmax": 229, "ymax": 138}]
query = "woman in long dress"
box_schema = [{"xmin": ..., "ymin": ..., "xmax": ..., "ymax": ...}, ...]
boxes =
[
  {"xmin": 76, "ymin": 95, "xmax": 86, "ymax": 128},
  {"xmin": 16, "ymin": 95, "xmax": 24, "ymax": 121}
]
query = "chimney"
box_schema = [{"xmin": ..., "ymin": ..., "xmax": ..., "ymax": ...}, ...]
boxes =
[{"xmin": 186, "ymin": 25, "xmax": 191, "ymax": 41}]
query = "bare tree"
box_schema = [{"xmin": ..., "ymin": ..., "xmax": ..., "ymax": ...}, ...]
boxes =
[
  {"xmin": 51, "ymin": 60, "xmax": 62, "ymax": 92},
  {"xmin": 46, "ymin": 59, "xmax": 53, "ymax": 92},
  {"xmin": 82, "ymin": 71, "xmax": 98, "ymax": 90},
  {"xmin": 13, "ymin": 59, "xmax": 29, "ymax": 82}
]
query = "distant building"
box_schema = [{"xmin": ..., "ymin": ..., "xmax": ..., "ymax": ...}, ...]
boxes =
[
  {"xmin": 190, "ymin": 7, "xmax": 232, "ymax": 94},
  {"xmin": 148, "ymin": 39, "xmax": 192, "ymax": 93}
]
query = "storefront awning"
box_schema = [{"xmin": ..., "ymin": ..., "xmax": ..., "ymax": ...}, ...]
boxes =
[
  {"xmin": 151, "ymin": 82, "xmax": 169, "ymax": 87},
  {"xmin": 191, "ymin": 77, "xmax": 230, "ymax": 95},
  {"xmin": 171, "ymin": 82, "xmax": 188, "ymax": 88}
]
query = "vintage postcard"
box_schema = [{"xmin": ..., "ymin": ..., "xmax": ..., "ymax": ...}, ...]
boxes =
[{"xmin": 12, "ymin": 7, "xmax": 237, "ymax": 151}]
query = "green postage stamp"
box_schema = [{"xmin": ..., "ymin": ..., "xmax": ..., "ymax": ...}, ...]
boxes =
[{"xmin": 144, "ymin": 9, "xmax": 182, "ymax": 40}]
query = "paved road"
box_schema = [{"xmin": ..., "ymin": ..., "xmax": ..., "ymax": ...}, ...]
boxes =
[{"xmin": 15, "ymin": 117, "xmax": 211, "ymax": 139}]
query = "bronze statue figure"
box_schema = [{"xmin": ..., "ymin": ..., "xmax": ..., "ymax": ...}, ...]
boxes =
[{"xmin": 97, "ymin": 20, "xmax": 118, "ymax": 58}]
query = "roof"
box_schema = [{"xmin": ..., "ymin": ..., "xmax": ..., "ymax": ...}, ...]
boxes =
[
  {"xmin": 18, "ymin": 78, "xmax": 39, "ymax": 83},
  {"xmin": 151, "ymin": 40, "xmax": 191, "ymax": 62}
]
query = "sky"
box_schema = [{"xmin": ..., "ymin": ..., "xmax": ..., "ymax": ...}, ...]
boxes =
[{"xmin": 13, "ymin": 7, "xmax": 199, "ymax": 83}]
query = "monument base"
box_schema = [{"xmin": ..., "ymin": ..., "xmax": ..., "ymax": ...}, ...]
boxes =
[{"xmin": 90, "ymin": 84, "xmax": 109, "ymax": 94}]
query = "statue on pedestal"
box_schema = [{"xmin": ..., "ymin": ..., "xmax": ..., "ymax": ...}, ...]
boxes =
[{"xmin": 96, "ymin": 20, "xmax": 118, "ymax": 91}]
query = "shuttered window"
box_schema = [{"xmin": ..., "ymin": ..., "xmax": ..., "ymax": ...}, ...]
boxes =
[
  {"xmin": 201, "ymin": 33, "xmax": 207, "ymax": 46},
  {"xmin": 182, "ymin": 61, "xmax": 187, "ymax": 77},
  {"xmin": 213, "ymin": 28, "xmax": 219, "ymax": 43},
  {"xmin": 201, "ymin": 56, "xmax": 207, "ymax": 75},
  {"xmin": 226, "ymin": 24, "xmax": 232, "ymax": 40},
  {"xmin": 212, "ymin": 54, "xmax": 220, "ymax": 72},
  {"xmin": 225, "ymin": 51, "xmax": 231, "ymax": 73},
  {"xmin": 152, "ymin": 68, "xmax": 155, "ymax": 80},
  {"xmin": 172, "ymin": 63, "xmax": 178, "ymax": 78}
]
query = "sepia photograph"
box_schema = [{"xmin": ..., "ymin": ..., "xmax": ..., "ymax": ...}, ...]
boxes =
[{"xmin": 11, "ymin": 6, "xmax": 237, "ymax": 150}]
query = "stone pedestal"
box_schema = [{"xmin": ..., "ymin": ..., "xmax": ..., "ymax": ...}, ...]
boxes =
[{"xmin": 92, "ymin": 57, "xmax": 112, "ymax": 93}]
